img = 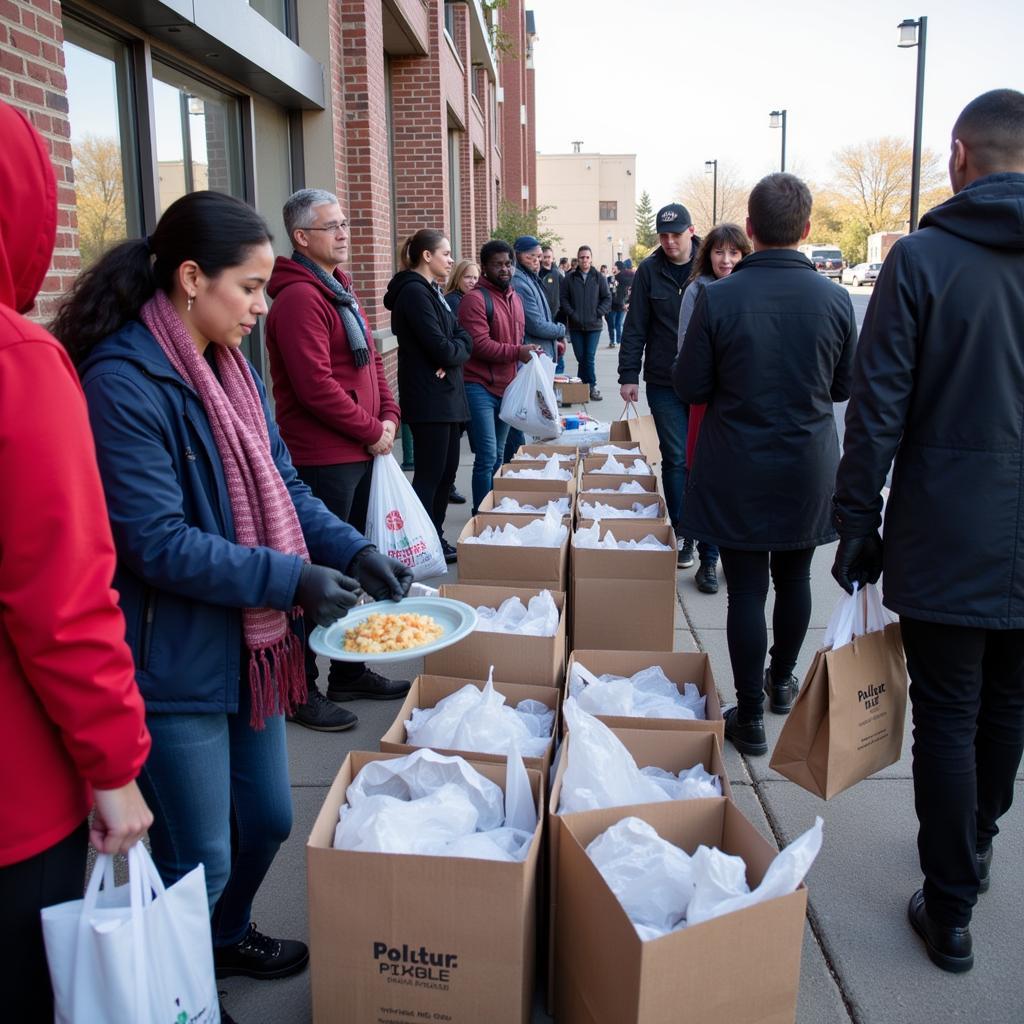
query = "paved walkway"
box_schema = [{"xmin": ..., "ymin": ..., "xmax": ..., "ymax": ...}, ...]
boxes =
[{"xmin": 221, "ymin": 336, "xmax": 1024, "ymax": 1024}]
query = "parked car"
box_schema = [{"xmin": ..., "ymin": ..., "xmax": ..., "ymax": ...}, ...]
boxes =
[
  {"xmin": 841, "ymin": 262, "xmax": 882, "ymax": 286},
  {"xmin": 797, "ymin": 244, "xmax": 844, "ymax": 281}
]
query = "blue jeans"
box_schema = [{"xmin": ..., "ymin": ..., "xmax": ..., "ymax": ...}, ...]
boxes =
[
  {"xmin": 569, "ymin": 329, "xmax": 601, "ymax": 386},
  {"xmin": 645, "ymin": 382, "xmax": 719, "ymax": 562},
  {"xmin": 607, "ymin": 309, "xmax": 626, "ymax": 345},
  {"xmin": 138, "ymin": 681, "xmax": 292, "ymax": 947},
  {"xmin": 465, "ymin": 382, "xmax": 511, "ymax": 511},
  {"xmin": 503, "ymin": 426, "xmax": 525, "ymax": 465}
]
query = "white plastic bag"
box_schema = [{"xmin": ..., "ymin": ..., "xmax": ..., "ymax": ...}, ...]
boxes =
[
  {"xmin": 512, "ymin": 451, "xmax": 575, "ymax": 462},
  {"xmin": 593, "ymin": 455, "xmax": 653, "ymax": 476},
  {"xmin": 574, "ymin": 522, "xmax": 672, "ymax": 550},
  {"xmin": 365, "ymin": 453, "xmax": 446, "ymax": 581},
  {"xmin": 500, "ymin": 352, "xmax": 562, "ymax": 439},
  {"xmin": 586, "ymin": 480, "xmax": 649, "ymax": 494},
  {"xmin": 568, "ymin": 661, "xmax": 706, "ymax": 720},
  {"xmin": 503, "ymin": 455, "xmax": 574, "ymax": 480},
  {"xmin": 42, "ymin": 845, "xmax": 219, "ymax": 1024},
  {"xmin": 462, "ymin": 507, "xmax": 567, "ymax": 547},
  {"xmin": 492, "ymin": 495, "xmax": 571, "ymax": 515},
  {"xmin": 577, "ymin": 500, "xmax": 661, "ymax": 520},
  {"xmin": 823, "ymin": 582, "xmax": 893, "ymax": 650},
  {"xmin": 474, "ymin": 590, "xmax": 559, "ymax": 636}
]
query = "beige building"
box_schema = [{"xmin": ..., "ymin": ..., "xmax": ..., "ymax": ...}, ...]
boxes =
[{"xmin": 537, "ymin": 152, "xmax": 637, "ymax": 268}]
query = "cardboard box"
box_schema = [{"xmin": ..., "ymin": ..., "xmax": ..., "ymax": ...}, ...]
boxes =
[
  {"xmin": 565, "ymin": 650, "xmax": 724, "ymax": 745},
  {"xmin": 514, "ymin": 443, "xmax": 579, "ymax": 461},
  {"xmin": 579, "ymin": 473, "xmax": 656, "ymax": 494},
  {"xmin": 545, "ymin": 729, "xmax": 733, "ymax": 1011},
  {"xmin": 575, "ymin": 491, "xmax": 669, "ymax": 525},
  {"xmin": 494, "ymin": 462, "xmax": 577, "ymax": 495},
  {"xmin": 555, "ymin": 798, "xmax": 807, "ymax": 1024},
  {"xmin": 555, "ymin": 380, "xmax": 591, "ymax": 405},
  {"xmin": 570, "ymin": 522, "xmax": 677, "ymax": 652},
  {"xmin": 478, "ymin": 490, "xmax": 573, "ymax": 516},
  {"xmin": 308, "ymin": 751, "xmax": 543, "ymax": 1024},
  {"xmin": 427, "ymin": 584, "xmax": 567, "ymax": 688},
  {"xmin": 457, "ymin": 516, "xmax": 569, "ymax": 591},
  {"xmin": 581, "ymin": 453, "xmax": 654, "ymax": 476},
  {"xmin": 380, "ymin": 674, "xmax": 559, "ymax": 776}
]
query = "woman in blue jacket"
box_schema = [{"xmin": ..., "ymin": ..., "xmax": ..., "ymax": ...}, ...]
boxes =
[{"xmin": 51, "ymin": 192, "xmax": 412, "ymax": 1015}]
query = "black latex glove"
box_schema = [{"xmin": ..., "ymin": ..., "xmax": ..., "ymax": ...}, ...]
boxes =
[
  {"xmin": 831, "ymin": 533, "xmax": 884, "ymax": 594},
  {"xmin": 294, "ymin": 563, "xmax": 361, "ymax": 626},
  {"xmin": 348, "ymin": 546, "xmax": 414, "ymax": 602}
]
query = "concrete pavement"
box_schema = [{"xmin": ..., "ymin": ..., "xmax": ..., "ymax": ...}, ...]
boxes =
[{"xmin": 222, "ymin": 328, "xmax": 1024, "ymax": 1024}]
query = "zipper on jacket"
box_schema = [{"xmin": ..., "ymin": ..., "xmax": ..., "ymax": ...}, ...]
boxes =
[{"xmin": 140, "ymin": 589, "xmax": 156, "ymax": 670}]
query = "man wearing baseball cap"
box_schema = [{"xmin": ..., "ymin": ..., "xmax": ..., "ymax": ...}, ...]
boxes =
[{"xmin": 618, "ymin": 203, "xmax": 702, "ymax": 568}]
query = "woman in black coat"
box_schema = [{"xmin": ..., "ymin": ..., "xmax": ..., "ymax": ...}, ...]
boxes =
[
  {"xmin": 674, "ymin": 174, "xmax": 857, "ymax": 757},
  {"xmin": 383, "ymin": 229, "xmax": 472, "ymax": 562}
]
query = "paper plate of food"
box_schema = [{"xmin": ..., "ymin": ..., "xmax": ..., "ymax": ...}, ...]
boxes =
[{"xmin": 307, "ymin": 596, "xmax": 478, "ymax": 664}]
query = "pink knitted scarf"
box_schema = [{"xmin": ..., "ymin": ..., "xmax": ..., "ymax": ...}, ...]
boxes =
[{"xmin": 141, "ymin": 291, "xmax": 309, "ymax": 728}]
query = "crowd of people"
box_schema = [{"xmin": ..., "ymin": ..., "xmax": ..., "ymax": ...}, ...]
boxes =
[{"xmin": 1, "ymin": 86, "xmax": 1023, "ymax": 1020}]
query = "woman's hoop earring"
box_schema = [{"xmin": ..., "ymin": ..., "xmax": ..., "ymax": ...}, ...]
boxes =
[{"xmin": 187, "ymin": 293, "xmax": 194, "ymax": 313}]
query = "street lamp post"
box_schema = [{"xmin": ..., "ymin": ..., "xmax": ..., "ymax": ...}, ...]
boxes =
[
  {"xmin": 898, "ymin": 16, "xmax": 928, "ymax": 231},
  {"xmin": 769, "ymin": 109, "xmax": 787, "ymax": 172},
  {"xmin": 704, "ymin": 159, "xmax": 718, "ymax": 225}
]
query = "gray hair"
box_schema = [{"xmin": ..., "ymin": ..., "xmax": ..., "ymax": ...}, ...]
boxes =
[{"xmin": 283, "ymin": 188, "xmax": 340, "ymax": 244}]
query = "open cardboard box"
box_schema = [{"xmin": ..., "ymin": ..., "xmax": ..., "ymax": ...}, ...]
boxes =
[
  {"xmin": 570, "ymin": 522, "xmax": 676, "ymax": 651},
  {"xmin": 554, "ymin": 798, "xmax": 807, "ymax": 1024},
  {"xmin": 544, "ymin": 728, "xmax": 731, "ymax": 1011},
  {"xmin": 494, "ymin": 462, "xmax": 578, "ymax": 495},
  {"xmin": 579, "ymin": 472, "xmax": 656, "ymax": 494},
  {"xmin": 307, "ymin": 751, "xmax": 543, "ymax": 1024},
  {"xmin": 513, "ymin": 443, "xmax": 579, "ymax": 461},
  {"xmin": 478, "ymin": 490, "xmax": 573, "ymax": 516},
  {"xmin": 457, "ymin": 516, "xmax": 569, "ymax": 591},
  {"xmin": 575, "ymin": 490, "xmax": 669, "ymax": 525},
  {"xmin": 565, "ymin": 650, "xmax": 724, "ymax": 745},
  {"xmin": 427, "ymin": 584, "xmax": 566, "ymax": 688},
  {"xmin": 555, "ymin": 380, "xmax": 592, "ymax": 405},
  {"xmin": 581, "ymin": 452, "xmax": 654, "ymax": 476},
  {"xmin": 379, "ymin": 673, "xmax": 558, "ymax": 777}
]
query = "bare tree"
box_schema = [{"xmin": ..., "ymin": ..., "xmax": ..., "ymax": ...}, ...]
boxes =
[
  {"xmin": 73, "ymin": 134, "xmax": 127, "ymax": 267},
  {"xmin": 675, "ymin": 161, "xmax": 750, "ymax": 234}
]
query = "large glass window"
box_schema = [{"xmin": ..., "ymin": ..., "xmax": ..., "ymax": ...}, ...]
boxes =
[
  {"xmin": 63, "ymin": 20, "xmax": 141, "ymax": 267},
  {"xmin": 248, "ymin": 0, "xmax": 289, "ymax": 34},
  {"xmin": 153, "ymin": 61, "xmax": 244, "ymax": 213}
]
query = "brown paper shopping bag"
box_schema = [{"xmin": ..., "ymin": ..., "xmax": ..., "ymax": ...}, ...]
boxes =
[
  {"xmin": 609, "ymin": 402, "xmax": 662, "ymax": 468},
  {"xmin": 770, "ymin": 589, "xmax": 908, "ymax": 799}
]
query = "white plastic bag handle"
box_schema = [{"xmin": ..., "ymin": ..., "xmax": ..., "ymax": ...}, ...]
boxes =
[{"xmin": 825, "ymin": 583, "xmax": 890, "ymax": 650}]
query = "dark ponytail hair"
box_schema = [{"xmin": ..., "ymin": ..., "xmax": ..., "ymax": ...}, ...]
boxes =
[
  {"xmin": 52, "ymin": 191, "xmax": 272, "ymax": 365},
  {"xmin": 398, "ymin": 228, "xmax": 446, "ymax": 271},
  {"xmin": 687, "ymin": 222, "xmax": 752, "ymax": 285}
]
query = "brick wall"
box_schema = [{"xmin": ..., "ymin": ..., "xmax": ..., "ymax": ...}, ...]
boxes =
[{"xmin": 0, "ymin": 0, "xmax": 76, "ymax": 322}]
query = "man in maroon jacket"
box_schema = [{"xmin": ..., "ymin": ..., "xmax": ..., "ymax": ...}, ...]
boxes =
[{"xmin": 267, "ymin": 189, "xmax": 407, "ymax": 732}]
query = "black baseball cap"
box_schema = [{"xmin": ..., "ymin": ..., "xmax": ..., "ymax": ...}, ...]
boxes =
[{"xmin": 656, "ymin": 203, "xmax": 692, "ymax": 233}]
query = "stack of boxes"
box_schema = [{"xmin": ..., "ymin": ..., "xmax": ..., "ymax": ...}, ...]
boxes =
[{"xmin": 305, "ymin": 440, "xmax": 811, "ymax": 1024}]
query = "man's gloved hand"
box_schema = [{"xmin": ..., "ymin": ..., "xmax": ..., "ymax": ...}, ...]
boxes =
[
  {"xmin": 294, "ymin": 563, "xmax": 361, "ymax": 626},
  {"xmin": 831, "ymin": 532, "xmax": 884, "ymax": 594},
  {"xmin": 348, "ymin": 546, "xmax": 414, "ymax": 602}
]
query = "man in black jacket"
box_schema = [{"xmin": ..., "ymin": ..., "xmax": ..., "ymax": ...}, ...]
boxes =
[
  {"xmin": 833, "ymin": 88, "xmax": 1024, "ymax": 974},
  {"xmin": 619, "ymin": 204, "xmax": 700, "ymax": 567},
  {"xmin": 560, "ymin": 244, "xmax": 612, "ymax": 400},
  {"xmin": 540, "ymin": 246, "xmax": 564, "ymax": 371}
]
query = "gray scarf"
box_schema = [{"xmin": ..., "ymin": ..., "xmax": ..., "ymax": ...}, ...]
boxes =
[{"xmin": 291, "ymin": 251, "xmax": 370, "ymax": 368}]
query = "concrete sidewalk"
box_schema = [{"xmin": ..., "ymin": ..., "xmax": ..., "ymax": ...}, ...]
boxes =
[{"xmin": 222, "ymin": 339, "xmax": 1024, "ymax": 1024}]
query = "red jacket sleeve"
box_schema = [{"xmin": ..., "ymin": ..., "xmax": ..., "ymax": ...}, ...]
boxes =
[
  {"xmin": 270, "ymin": 284, "xmax": 386, "ymax": 446},
  {"xmin": 458, "ymin": 290, "xmax": 522, "ymax": 363},
  {"xmin": 0, "ymin": 332, "xmax": 150, "ymax": 789}
]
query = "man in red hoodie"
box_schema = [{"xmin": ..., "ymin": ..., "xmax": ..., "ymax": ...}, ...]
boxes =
[
  {"xmin": 266, "ymin": 189, "xmax": 407, "ymax": 732},
  {"xmin": 0, "ymin": 100, "xmax": 153, "ymax": 1019},
  {"xmin": 457, "ymin": 239, "xmax": 542, "ymax": 511}
]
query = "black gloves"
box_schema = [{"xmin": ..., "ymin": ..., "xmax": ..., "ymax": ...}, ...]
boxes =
[
  {"xmin": 348, "ymin": 546, "xmax": 414, "ymax": 602},
  {"xmin": 294, "ymin": 563, "xmax": 361, "ymax": 626},
  {"xmin": 831, "ymin": 533, "xmax": 884, "ymax": 594}
]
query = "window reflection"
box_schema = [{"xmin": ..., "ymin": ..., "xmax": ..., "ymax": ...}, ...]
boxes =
[{"xmin": 248, "ymin": 0, "xmax": 288, "ymax": 34}]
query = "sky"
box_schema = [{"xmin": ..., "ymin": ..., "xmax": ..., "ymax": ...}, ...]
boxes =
[{"xmin": 530, "ymin": 0, "xmax": 1024, "ymax": 207}]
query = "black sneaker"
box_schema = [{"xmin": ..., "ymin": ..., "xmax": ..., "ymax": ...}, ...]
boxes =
[
  {"xmin": 723, "ymin": 706, "xmax": 768, "ymax": 756},
  {"xmin": 286, "ymin": 687, "xmax": 358, "ymax": 731},
  {"xmin": 448, "ymin": 486, "xmax": 467, "ymax": 505},
  {"xmin": 695, "ymin": 559, "xmax": 719, "ymax": 593},
  {"xmin": 327, "ymin": 668, "xmax": 411, "ymax": 702},
  {"xmin": 589, "ymin": 386, "xmax": 603, "ymax": 401},
  {"xmin": 214, "ymin": 923, "xmax": 309, "ymax": 980},
  {"xmin": 977, "ymin": 845, "xmax": 993, "ymax": 894},
  {"xmin": 441, "ymin": 540, "xmax": 458, "ymax": 564},
  {"xmin": 763, "ymin": 667, "xmax": 800, "ymax": 715},
  {"xmin": 676, "ymin": 537, "xmax": 695, "ymax": 569}
]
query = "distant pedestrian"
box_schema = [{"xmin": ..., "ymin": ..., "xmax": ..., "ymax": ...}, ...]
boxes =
[
  {"xmin": 385, "ymin": 230, "xmax": 472, "ymax": 566},
  {"xmin": 541, "ymin": 246, "xmax": 565, "ymax": 371},
  {"xmin": 619, "ymin": 203, "xmax": 702, "ymax": 565},
  {"xmin": 673, "ymin": 174, "xmax": 856, "ymax": 758},
  {"xmin": 833, "ymin": 88, "xmax": 1024, "ymax": 974},
  {"xmin": 443, "ymin": 257, "xmax": 480, "ymax": 319},
  {"xmin": 457, "ymin": 240, "xmax": 541, "ymax": 510},
  {"xmin": 560, "ymin": 244, "xmax": 612, "ymax": 400},
  {"xmin": 675, "ymin": 223, "xmax": 752, "ymax": 594},
  {"xmin": 558, "ymin": 256, "xmax": 570, "ymax": 274},
  {"xmin": 606, "ymin": 259, "xmax": 629, "ymax": 348}
]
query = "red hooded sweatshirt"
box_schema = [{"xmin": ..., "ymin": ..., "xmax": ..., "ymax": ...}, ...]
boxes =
[
  {"xmin": 265, "ymin": 257, "xmax": 401, "ymax": 465},
  {"xmin": 0, "ymin": 102, "xmax": 150, "ymax": 867},
  {"xmin": 458, "ymin": 276, "xmax": 527, "ymax": 397}
]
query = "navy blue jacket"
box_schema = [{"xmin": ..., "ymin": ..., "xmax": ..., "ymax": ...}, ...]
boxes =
[{"xmin": 79, "ymin": 322, "xmax": 371, "ymax": 712}]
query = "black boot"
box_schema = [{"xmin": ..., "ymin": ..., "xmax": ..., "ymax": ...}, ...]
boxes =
[
  {"xmin": 723, "ymin": 706, "xmax": 767, "ymax": 756},
  {"xmin": 695, "ymin": 559, "xmax": 719, "ymax": 593},
  {"xmin": 214, "ymin": 923, "xmax": 309, "ymax": 980},
  {"xmin": 286, "ymin": 686, "xmax": 358, "ymax": 731},
  {"xmin": 907, "ymin": 890, "xmax": 973, "ymax": 973},
  {"xmin": 763, "ymin": 667, "xmax": 800, "ymax": 715},
  {"xmin": 676, "ymin": 537, "xmax": 695, "ymax": 569},
  {"xmin": 448, "ymin": 485, "xmax": 467, "ymax": 505},
  {"xmin": 327, "ymin": 668, "xmax": 411, "ymax": 702},
  {"xmin": 441, "ymin": 539, "xmax": 458, "ymax": 564}
]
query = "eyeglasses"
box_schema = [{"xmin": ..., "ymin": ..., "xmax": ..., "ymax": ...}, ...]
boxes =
[{"xmin": 305, "ymin": 222, "xmax": 348, "ymax": 234}]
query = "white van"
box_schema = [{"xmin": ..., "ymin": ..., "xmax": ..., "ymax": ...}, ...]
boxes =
[{"xmin": 797, "ymin": 244, "xmax": 844, "ymax": 281}]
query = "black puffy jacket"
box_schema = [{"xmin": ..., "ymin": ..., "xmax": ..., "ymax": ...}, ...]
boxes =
[
  {"xmin": 674, "ymin": 249, "xmax": 857, "ymax": 550},
  {"xmin": 835, "ymin": 173, "xmax": 1024, "ymax": 627},
  {"xmin": 560, "ymin": 266, "xmax": 611, "ymax": 331}
]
